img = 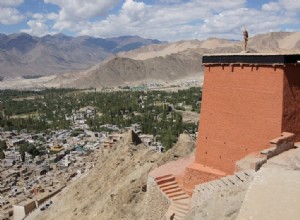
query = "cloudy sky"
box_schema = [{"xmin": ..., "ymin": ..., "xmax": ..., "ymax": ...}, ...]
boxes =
[{"xmin": 0, "ymin": 0, "xmax": 299, "ymax": 41}]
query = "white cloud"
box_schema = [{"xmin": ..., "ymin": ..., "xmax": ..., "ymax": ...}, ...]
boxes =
[
  {"xmin": 78, "ymin": 0, "xmax": 288, "ymax": 41},
  {"xmin": 20, "ymin": 13, "xmax": 58, "ymax": 36},
  {"xmin": 44, "ymin": 0, "xmax": 119, "ymax": 21},
  {"xmin": 279, "ymin": 0, "xmax": 300, "ymax": 12},
  {"xmin": 47, "ymin": 12, "xmax": 59, "ymax": 20},
  {"xmin": 78, "ymin": 0, "xmax": 215, "ymax": 39},
  {"xmin": 0, "ymin": 0, "xmax": 24, "ymax": 25},
  {"xmin": 20, "ymin": 19, "xmax": 50, "ymax": 36},
  {"xmin": 157, "ymin": 0, "xmax": 181, "ymax": 3},
  {"xmin": 0, "ymin": 0, "xmax": 23, "ymax": 7},
  {"xmin": 0, "ymin": 7, "xmax": 24, "ymax": 24},
  {"xmin": 20, "ymin": 0, "xmax": 299, "ymax": 41},
  {"xmin": 262, "ymin": 2, "xmax": 281, "ymax": 11},
  {"xmin": 200, "ymin": 7, "xmax": 294, "ymax": 37},
  {"xmin": 44, "ymin": 0, "xmax": 119, "ymax": 31}
]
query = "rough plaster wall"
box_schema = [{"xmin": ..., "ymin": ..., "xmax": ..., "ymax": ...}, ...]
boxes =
[
  {"xmin": 13, "ymin": 206, "xmax": 25, "ymax": 220},
  {"xmin": 282, "ymin": 64, "xmax": 300, "ymax": 141},
  {"xmin": 183, "ymin": 166, "xmax": 222, "ymax": 190},
  {"xmin": 143, "ymin": 177, "xmax": 169, "ymax": 220},
  {"xmin": 24, "ymin": 201, "xmax": 37, "ymax": 214},
  {"xmin": 196, "ymin": 65, "xmax": 284, "ymax": 173}
]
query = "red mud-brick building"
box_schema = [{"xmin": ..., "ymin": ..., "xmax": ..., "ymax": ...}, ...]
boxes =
[
  {"xmin": 184, "ymin": 53, "xmax": 300, "ymax": 188},
  {"xmin": 147, "ymin": 53, "xmax": 300, "ymax": 219},
  {"xmin": 199, "ymin": 53, "xmax": 300, "ymax": 170},
  {"xmin": 148, "ymin": 53, "xmax": 300, "ymax": 219}
]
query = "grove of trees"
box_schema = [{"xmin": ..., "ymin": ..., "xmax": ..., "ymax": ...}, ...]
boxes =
[{"xmin": 0, "ymin": 87, "xmax": 202, "ymax": 150}]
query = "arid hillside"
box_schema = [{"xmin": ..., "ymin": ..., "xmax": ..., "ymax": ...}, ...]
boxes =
[
  {"xmin": 26, "ymin": 132, "xmax": 195, "ymax": 220},
  {"xmin": 66, "ymin": 50, "xmax": 205, "ymax": 88},
  {"xmin": 248, "ymin": 32, "xmax": 300, "ymax": 52}
]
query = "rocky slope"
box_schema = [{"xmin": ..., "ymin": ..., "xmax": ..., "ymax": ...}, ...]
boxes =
[{"xmin": 26, "ymin": 132, "xmax": 195, "ymax": 220}]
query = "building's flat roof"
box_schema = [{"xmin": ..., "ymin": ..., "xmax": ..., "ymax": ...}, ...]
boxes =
[{"xmin": 203, "ymin": 53, "xmax": 300, "ymax": 64}]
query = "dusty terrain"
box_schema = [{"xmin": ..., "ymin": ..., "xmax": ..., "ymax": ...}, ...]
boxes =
[{"xmin": 26, "ymin": 132, "xmax": 195, "ymax": 220}]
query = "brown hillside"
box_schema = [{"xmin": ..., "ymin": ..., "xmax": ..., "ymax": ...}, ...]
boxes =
[
  {"xmin": 26, "ymin": 132, "xmax": 195, "ymax": 220},
  {"xmin": 66, "ymin": 51, "xmax": 204, "ymax": 88}
]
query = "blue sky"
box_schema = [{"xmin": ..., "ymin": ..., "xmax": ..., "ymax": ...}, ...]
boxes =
[{"xmin": 0, "ymin": 0, "xmax": 299, "ymax": 41}]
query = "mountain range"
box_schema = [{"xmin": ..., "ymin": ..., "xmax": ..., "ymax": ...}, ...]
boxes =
[
  {"xmin": 0, "ymin": 33, "xmax": 162, "ymax": 78},
  {"xmin": 0, "ymin": 32, "xmax": 299, "ymax": 89},
  {"xmin": 50, "ymin": 32, "xmax": 300, "ymax": 89}
]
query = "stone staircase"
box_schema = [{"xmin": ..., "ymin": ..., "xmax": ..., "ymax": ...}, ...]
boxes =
[
  {"xmin": 154, "ymin": 174, "xmax": 191, "ymax": 220},
  {"xmin": 193, "ymin": 170, "xmax": 255, "ymax": 205},
  {"xmin": 154, "ymin": 170, "xmax": 255, "ymax": 220}
]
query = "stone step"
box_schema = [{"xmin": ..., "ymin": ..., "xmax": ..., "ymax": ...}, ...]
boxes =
[
  {"xmin": 206, "ymin": 182, "xmax": 216, "ymax": 190},
  {"xmin": 170, "ymin": 204, "xmax": 188, "ymax": 212},
  {"xmin": 168, "ymin": 191, "xmax": 186, "ymax": 198},
  {"xmin": 172, "ymin": 207, "xmax": 189, "ymax": 215},
  {"xmin": 168, "ymin": 212, "xmax": 185, "ymax": 220},
  {"xmin": 220, "ymin": 177, "xmax": 232, "ymax": 186},
  {"xmin": 209, "ymin": 180, "xmax": 223, "ymax": 189},
  {"xmin": 196, "ymin": 182, "xmax": 214, "ymax": 192},
  {"xmin": 156, "ymin": 176, "xmax": 175, "ymax": 185},
  {"xmin": 244, "ymin": 169, "xmax": 255, "ymax": 177},
  {"xmin": 160, "ymin": 184, "xmax": 177, "ymax": 191},
  {"xmin": 173, "ymin": 211, "xmax": 186, "ymax": 219},
  {"xmin": 226, "ymin": 175, "xmax": 239, "ymax": 186},
  {"xmin": 164, "ymin": 187, "xmax": 182, "ymax": 194},
  {"xmin": 173, "ymin": 202, "xmax": 190, "ymax": 209},
  {"xmin": 172, "ymin": 194, "xmax": 190, "ymax": 201},
  {"xmin": 235, "ymin": 170, "xmax": 254, "ymax": 181},
  {"xmin": 173, "ymin": 206, "xmax": 189, "ymax": 214},
  {"xmin": 161, "ymin": 185, "xmax": 179, "ymax": 192},
  {"xmin": 159, "ymin": 176, "xmax": 191, "ymax": 220},
  {"xmin": 173, "ymin": 206, "xmax": 190, "ymax": 215},
  {"xmin": 224, "ymin": 176, "xmax": 237, "ymax": 186},
  {"xmin": 159, "ymin": 181, "xmax": 177, "ymax": 188},
  {"xmin": 173, "ymin": 200, "xmax": 190, "ymax": 207},
  {"xmin": 154, "ymin": 174, "xmax": 173, "ymax": 181},
  {"xmin": 215, "ymin": 179, "xmax": 229, "ymax": 187},
  {"xmin": 168, "ymin": 208, "xmax": 186, "ymax": 218},
  {"xmin": 235, "ymin": 172, "xmax": 247, "ymax": 182}
]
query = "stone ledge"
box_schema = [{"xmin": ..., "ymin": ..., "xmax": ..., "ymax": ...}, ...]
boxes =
[{"xmin": 236, "ymin": 132, "xmax": 296, "ymax": 172}]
